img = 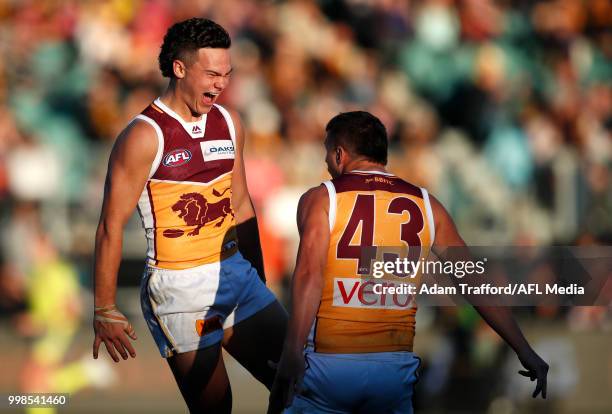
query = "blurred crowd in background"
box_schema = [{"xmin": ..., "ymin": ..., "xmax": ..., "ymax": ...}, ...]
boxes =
[{"xmin": 0, "ymin": 0, "xmax": 610, "ymax": 412}]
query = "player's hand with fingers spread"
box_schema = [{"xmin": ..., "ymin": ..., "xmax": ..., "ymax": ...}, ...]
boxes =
[
  {"xmin": 93, "ymin": 304, "xmax": 137, "ymax": 362},
  {"xmin": 268, "ymin": 349, "xmax": 305, "ymax": 414},
  {"xmin": 518, "ymin": 348, "xmax": 549, "ymax": 399}
]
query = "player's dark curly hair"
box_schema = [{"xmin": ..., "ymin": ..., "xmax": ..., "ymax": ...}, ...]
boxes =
[
  {"xmin": 159, "ymin": 18, "xmax": 231, "ymax": 78},
  {"xmin": 325, "ymin": 111, "xmax": 388, "ymax": 165}
]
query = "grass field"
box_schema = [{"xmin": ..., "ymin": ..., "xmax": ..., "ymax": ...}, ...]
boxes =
[
  {"xmin": 1, "ymin": 313, "xmax": 610, "ymax": 413},
  {"xmin": 0, "ymin": 318, "xmax": 268, "ymax": 414}
]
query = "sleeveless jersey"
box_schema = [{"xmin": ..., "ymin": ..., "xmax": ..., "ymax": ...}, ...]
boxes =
[
  {"xmin": 309, "ymin": 171, "xmax": 435, "ymax": 353},
  {"xmin": 135, "ymin": 98, "xmax": 238, "ymax": 270}
]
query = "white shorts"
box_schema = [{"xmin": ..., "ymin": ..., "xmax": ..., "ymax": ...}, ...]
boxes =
[
  {"xmin": 286, "ymin": 351, "xmax": 420, "ymax": 414},
  {"xmin": 140, "ymin": 251, "xmax": 276, "ymax": 357}
]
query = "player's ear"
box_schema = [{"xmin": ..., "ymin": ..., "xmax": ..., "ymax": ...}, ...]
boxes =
[
  {"xmin": 173, "ymin": 59, "xmax": 187, "ymax": 79},
  {"xmin": 336, "ymin": 148, "xmax": 341, "ymax": 166}
]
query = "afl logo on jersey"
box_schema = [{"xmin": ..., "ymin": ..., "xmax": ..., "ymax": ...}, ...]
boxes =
[{"xmin": 163, "ymin": 149, "xmax": 192, "ymax": 167}]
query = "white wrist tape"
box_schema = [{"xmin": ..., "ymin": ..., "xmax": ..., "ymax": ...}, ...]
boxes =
[{"xmin": 94, "ymin": 305, "xmax": 135, "ymax": 335}]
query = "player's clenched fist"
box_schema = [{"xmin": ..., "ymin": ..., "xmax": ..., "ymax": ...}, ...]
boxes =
[{"xmin": 93, "ymin": 304, "xmax": 137, "ymax": 362}]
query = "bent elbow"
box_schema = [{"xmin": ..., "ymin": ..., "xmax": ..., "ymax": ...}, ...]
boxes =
[{"xmin": 95, "ymin": 218, "xmax": 123, "ymax": 243}]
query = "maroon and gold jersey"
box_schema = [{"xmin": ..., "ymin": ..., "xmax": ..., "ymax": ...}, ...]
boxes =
[
  {"xmin": 309, "ymin": 171, "xmax": 435, "ymax": 353},
  {"xmin": 135, "ymin": 98, "xmax": 238, "ymax": 270}
]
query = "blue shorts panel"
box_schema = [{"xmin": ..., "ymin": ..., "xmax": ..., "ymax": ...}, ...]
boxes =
[{"xmin": 286, "ymin": 351, "xmax": 420, "ymax": 414}]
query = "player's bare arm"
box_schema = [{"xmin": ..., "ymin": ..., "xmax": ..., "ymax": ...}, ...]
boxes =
[
  {"xmin": 268, "ymin": 185, "xmax": 329, "ymax": 414},
  {"xmin": 229, "ymin": 109, "xmax": 266, "ymax": 282},
  {"xmin": 93, "ymin": 120, "xmax": 157, "ymax": 362},
  {"xmin": 430, "ymin": 195, "xmax": 549, "ymax": 398}
]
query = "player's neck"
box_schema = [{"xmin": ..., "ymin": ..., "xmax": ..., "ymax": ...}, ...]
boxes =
[
  {"xmin": 159, "ymin": 84, "xmax": 203, "ymax": 123},
  {"xmin": 344, "ymin": 159, "xmax": 388, "ymax": 175}
]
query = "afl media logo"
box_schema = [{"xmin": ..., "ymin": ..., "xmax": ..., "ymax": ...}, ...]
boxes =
[{"xmin": 163, "ymin": 149, "xmax": 192, "ymax": 167}]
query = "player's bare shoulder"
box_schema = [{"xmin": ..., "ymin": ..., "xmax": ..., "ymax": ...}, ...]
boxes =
[
  {"xmin": 109, "ymin": 117, "xmax": 159, "ymax": 168},
  {"xmin": 299, "ymin": 185, "xmax": 328, "ymax": 210},
  {"xmin": 296, "ymin": 185, "xmax": 329, "ymax": 231},
  {"xmin": 426, "ymin": 192, "xmax": 466, "ymax": 248}
]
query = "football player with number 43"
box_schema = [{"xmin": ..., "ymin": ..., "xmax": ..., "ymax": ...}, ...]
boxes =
[{"xmin": 268, "ymin": 111, "xmax": 548, "ymax": 414}]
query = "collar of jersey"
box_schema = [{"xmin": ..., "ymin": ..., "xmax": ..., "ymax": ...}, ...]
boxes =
[
  {"xmin": 349, "ymin": 169, "xmax": 394, "ymax": 176},
  {"xmin": 154, "ymin": 97, "xmax": 207, "ymax": 138}
]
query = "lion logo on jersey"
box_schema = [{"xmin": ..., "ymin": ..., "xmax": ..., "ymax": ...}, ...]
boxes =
[{"xmin": 163, "ymin": 188, "xmax": 234, "ymax": 238}]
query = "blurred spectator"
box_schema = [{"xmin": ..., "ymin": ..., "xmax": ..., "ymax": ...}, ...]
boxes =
[
  {"xmin": 17, "ymin": 227, "xmax": 115, "ymax": 413},
  {"xmin": 1, "ymin": 0, "xmax": 608, "ymax": 246}
]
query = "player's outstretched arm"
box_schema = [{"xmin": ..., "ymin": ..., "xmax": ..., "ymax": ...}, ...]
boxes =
[
  {"xmin": 268, "ymin": 185, "xmax": 329, "ymax": 414},
  {"xmin": 228, "ymin": 110, "xmax": 266, "ymax": 282},
  {"xmin": 93, "ymin": 120, "xmax": 157, "ymax": 362},
  {"xmin": 430, "ymin": 195, "xmax": 549, "ymax": 399}
]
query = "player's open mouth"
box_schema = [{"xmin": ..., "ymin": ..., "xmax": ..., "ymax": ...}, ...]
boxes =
[{"xmin": 203, "ymin": 92, "xmax": 219, "ymax": 104}]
